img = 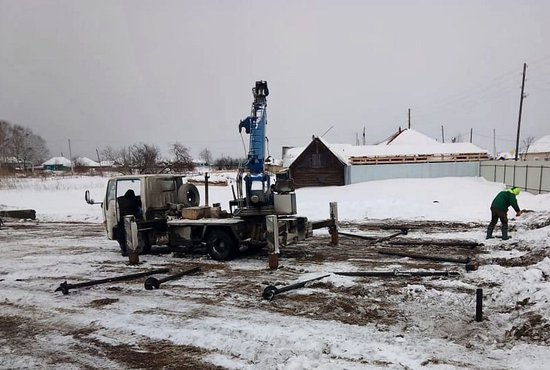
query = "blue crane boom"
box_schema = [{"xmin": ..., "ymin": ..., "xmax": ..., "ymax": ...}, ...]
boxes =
[
  {"xmin": 239, "ymin": 80, "xmax": 269, "ymax": 175},
  {"xmin": 237, "ymin": 81, "xmax": 271, "ymax": 209}
]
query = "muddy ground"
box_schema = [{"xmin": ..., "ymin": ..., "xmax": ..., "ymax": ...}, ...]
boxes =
[{"xmin": 1, "ymin": 218, "xmax": 549, "ymax": 369}]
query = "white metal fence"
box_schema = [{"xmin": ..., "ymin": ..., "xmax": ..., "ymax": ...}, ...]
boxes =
[
  {"xmin": 346, "ymin": 162, "xmax": 480, "ymax": 184},
  {"xmin": 479, "ymin": 160, "xmax": 550, "ymax": 194}
]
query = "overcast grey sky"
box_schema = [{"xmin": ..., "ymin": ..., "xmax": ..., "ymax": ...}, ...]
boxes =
[{"xmin": 1, "ymin": 0, "xmax": 549, "ymax": 160}]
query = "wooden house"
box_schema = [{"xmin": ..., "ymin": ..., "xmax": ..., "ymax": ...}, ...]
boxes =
[{"xmin": 284, "ymin": 137, "xmax": 347, "ymax": 188}]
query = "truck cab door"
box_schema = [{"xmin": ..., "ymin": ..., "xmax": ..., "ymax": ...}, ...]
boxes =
[{"xmin": 104, "ymin": 179, "xmax": 117, "ymax": 239}]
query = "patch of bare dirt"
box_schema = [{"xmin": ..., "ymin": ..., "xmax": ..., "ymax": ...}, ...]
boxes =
[
  {"xmin": 506, "ymin": 313, "xmax": 550, "ymax": 344},
  {"xmin": 71, "ymin": 328, "xmax": 224, "ymax": 370},
  {"xmin": 87, "ymin": 298, "xmax": 120, "ymax": 308},
  {"xmin": 493, "ymin": 249, "xmax": 550, "ymax": 267}
]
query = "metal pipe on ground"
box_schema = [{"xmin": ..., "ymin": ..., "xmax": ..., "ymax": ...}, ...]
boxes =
[
  {"xmin": 377, "ymin": 249, "xmax": 479, "ymax": 271},
  {"xmin": 338, "ymin": 229, "xmax": 408, "ymax": 243},
  {"xmin": 262, "ymin": 274, "xmax": 330, "ymax": 301},
  {"xmin": 334, "ymin": 270, "xmax": 460, "ymax": 278},
  {"xmin": 377, "ymin": 249, "xmax": 471, "ymax": 264},
  {"xmin": 144, "ymin": 266, "xmax": 200, "ymax": 290},
  {"xmin": 388, "ymin": 239, "xmax": 482, "ymax": 248},
  {"xmin": 55, "ymin": 268, "xmax": 170, "ymax": 295}
]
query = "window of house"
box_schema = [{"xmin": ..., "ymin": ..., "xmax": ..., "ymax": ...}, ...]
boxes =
[{"xmin": 310, "ymin": 153, "xmax": 323, "ymax": 168}]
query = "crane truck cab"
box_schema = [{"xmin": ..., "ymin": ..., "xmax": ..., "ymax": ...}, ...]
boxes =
[{"xmin": 86, "ymin": 174, "xmax": 200, "ymax": 256}]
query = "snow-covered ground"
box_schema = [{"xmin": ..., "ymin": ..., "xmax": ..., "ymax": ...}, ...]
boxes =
[
  {"xmin": 1, "ymin": 174, "xmax": 548, "ymax": 223},
  {"xmin": 1, "ymin": 174, "xmax": 549, "ymax": 369}
]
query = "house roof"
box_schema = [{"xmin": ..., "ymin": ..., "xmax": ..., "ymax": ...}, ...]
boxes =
[
  {"xmin": 283, "ymin": 128, "xmax": 489, "ymax": 167},
  {"xmin": 283, "ymin": 137, "xmax": 349, "ymax": 167},
  {"xmin": 42, "ymin": 157, "xmax": 71, "ymax": 166},
  {"xmin": 75, "ymin": 157, "xmax": 100, "ymax": 167},
  {"xmin": 527, "ymin": 135, "xmax": 550, "ymax": 153},
  {"xmin": 380, "ymin": 128, "xmax": 439, "ymax": 146}
]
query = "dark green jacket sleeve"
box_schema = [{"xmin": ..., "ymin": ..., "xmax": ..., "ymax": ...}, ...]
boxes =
[{"xmin": 509, "ymin": 194, "xmax": 520, "ymax": 213}]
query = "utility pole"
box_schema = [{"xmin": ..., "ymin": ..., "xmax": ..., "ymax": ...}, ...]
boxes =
[
  {"xmin": 441, "ymin": 125, "xmax": 445, "ymax": 143},
  {"xmin": 493, "ymin": 129, "xmax": 497, "ymax": 159},
  {"xmin": 68, "ymin": 138, "xmax": 74, "ymax": 175},
  {"xmin": 96, "ymin": 148, "xmax": 103, "ymax": 176},
  {"xmin": 514, "ymin": 63, "xmax": 527, "ymax": 161},
  {"xmin": 470, "ymin": 128, "xmax": 473, "ymax": 143},
  {"xmin": 408, "ymin": 109, "xmax": 411, "ymax": 129}
]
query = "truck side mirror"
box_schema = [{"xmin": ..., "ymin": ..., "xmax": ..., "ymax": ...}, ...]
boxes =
[{"xmin": 85, "ymin": 190, "xmax": 102, "ymax": 205}]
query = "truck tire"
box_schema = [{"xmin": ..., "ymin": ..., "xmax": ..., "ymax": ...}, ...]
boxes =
[
  {"xmin": 118, "ymin": 240, "xmax": 128, "ymax": 256},
  {"xmin": 138, "ymin": 232, "xmax": 152, "ymax": 254},
  {"xmin": 115, "ymin": 227, "xmax": 128, "ymax": 256},
  {"xmin": 206, "ymin": 229, "xmax": 237, "ymax": 261},
  {"xmin": 178, "ymin": 184, "xmax": 200, "ymax": 207}
]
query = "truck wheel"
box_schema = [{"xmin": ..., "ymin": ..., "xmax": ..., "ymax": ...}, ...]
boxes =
[
  {"xmin": 118, "ymin": 240, "xmax": 128, "ymax": 256},
  {"xmin": 138, "ymin": 232, "xmax": 152, "ymax": 254},
  {"xmin": 115, "ymin": 227, "xmax": 128, "ymax": 256},
  {"xmin": 206, "ymin": 229, "xmax": 237, "ymax": 261}
]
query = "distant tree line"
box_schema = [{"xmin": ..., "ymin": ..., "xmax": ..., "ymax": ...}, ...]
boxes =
[
  {"xmin": 0, "ymin": 120, "xmax": 258, "ymax": 176},
  {"xmin": 0, "ymin": 120, "xmax": 50, "ymax": 171},
  {"xmin": 100, "ymin": 142, "xmax": 245, "ymax": 174}
]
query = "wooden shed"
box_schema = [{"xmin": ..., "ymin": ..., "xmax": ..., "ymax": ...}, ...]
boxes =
[{"xmin": 288, "ymin": 137, "xmax": 346, "ymax": 188}]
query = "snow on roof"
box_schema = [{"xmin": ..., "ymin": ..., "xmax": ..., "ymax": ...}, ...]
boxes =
[
  {"xmin": 283, "ymin": 129, "xmax": 489, "ymax": 167},
  {"xmin": 42, "ymin": 157, "xmax": 71, "ymax": 166},
  {"xmin": 496, "ymin": 152, "xmax": 514, "ymax": 160},
  {"xmin": 527, "ymin": 135, "xmax": 550, "ymax": 153},
  {"xmin": 75, "ymin": 157, "xmax": 100, "ymax": 167},
  {"xmin": 382, "ymin": 128, "xmax": 439, "ymax": 146}
]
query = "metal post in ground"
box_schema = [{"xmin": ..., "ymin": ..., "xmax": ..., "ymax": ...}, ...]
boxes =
[
  {"xmin": 329, "ymin": 202, "xmax": 339, "ymax": 246},
  {"xmin": 476, "ymin": 288, "xmax": 483, "ymax": 322},
  {"xmin": 266, "ymin": 215, "xmax": 279, "ymax": 270},
  {"xmin": 204, "ymin": 172, "xmax": 210, "ymax": 206},
  {"xmin": 124, "ymin": 215, "xmax": 139, "ymax": 265}
]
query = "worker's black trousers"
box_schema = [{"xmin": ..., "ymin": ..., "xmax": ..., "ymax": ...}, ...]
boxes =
[{"xmin": 487, "ymin": 208, "xmax": 508, "ymax": 239}]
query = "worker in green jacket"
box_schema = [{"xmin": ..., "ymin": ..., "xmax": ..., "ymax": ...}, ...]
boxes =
[{"xmin": 486, "ymin": 187, "xmax": 522, "ymax": 240}]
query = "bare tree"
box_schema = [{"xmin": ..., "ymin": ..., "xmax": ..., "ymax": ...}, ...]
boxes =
[
  {"xmin": 0, "ymin": 121, "xmax": 10, "ymax": 163},
  {"xmin": 129, "ymin": 143, "xmax": 160, "ymax": 174},
  {"xmin": 7, "ymin": 124, "xmax": 49, "ymax": 170},
  {"xmin": 168, "ymin": 142, "xmax": 194, "ymax": 173},
  {"xmin": 101, "ymin": 143, "xmax": 160, "ymax": 174},
  {"xmin": 26, "ymin": 133, "xmax": 50, "ymax": 166},
  {"xmin": 213, "ymin": 155, "xmax": 246, "ymax": 170},
  {"xmin": 0, "ymin": 121, "xmax": 50, "ymax": 172},
  {"xmin": 101, "ymin": 146, "xmax": 133, "ymax": 174},
  {"xmin": 520, "ymin": 136, "xmax": 535, "ymax": 160},
  {"xmin": 199, "ymin": 148, "xmax": 213, "ymax": 165}
]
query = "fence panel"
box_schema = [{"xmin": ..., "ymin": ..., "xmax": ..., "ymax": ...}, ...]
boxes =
[{"xmin": 480, "ymin": 161, "xmax": 550, "ymax": 194}]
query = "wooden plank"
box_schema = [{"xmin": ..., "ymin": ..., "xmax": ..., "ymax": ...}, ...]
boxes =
[{"xmin": 0, "ymin": 209, "xmax": 36, "ymax": 220}]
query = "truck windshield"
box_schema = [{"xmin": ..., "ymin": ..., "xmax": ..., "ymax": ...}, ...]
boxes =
[{"xmin": 117, "ymin": 179, "xmax": 141, "ymax": 197}]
